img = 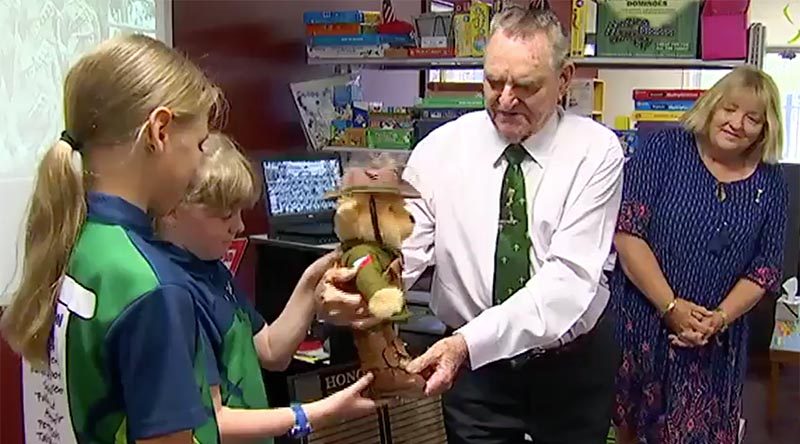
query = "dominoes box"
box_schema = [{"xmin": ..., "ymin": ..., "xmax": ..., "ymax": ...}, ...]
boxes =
[{"xmin": 596, "ymin": 0, "xmax": 700, "ymax": 58}]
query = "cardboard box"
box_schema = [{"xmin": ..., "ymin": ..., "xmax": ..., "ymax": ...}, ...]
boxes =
[
  {"xmin": 470, "ymin": 1, "xmax": 491, "ymax": 57},
  {"xmin": 303, "ymin": 10, "xmax": 363, "ymax": 24},
  {"xmin": 776, "ymin": 295, "xmax": 800, "ymax": 323},
  {"xmin": 454, "ymin": 13, "xmax": 472, "ymax": 56},
  {"xmin": 367, "ymin": 128, "xmax": 414, "ymax": 149},
  {"xmin": 421, "ymin": 36, "xmax": 449, "ymax": 48},
  {"xmin": 570, "ymin": 0, "xmax": 589, "ymax": 57},
  {"xmin": 415, "ymin": 12, "xmax": 453, "ymax": 48},
  {"xmin": 596, "ymin": 0, "xmax": 700, "ymax": 58},
  {"xmin": 305, "ymin": 23, "xmax": 361, "ymax": 37},
  {"xmin": 701, "ymin": 0, "xmax": 749, "ymax": 60},
  {"xmin": 453, "ymin": 0, "xmax": 472, "ymax": 14},
  {"xmin": 331, "ymin": 125, "xmax": 367, "ymax": 147}
]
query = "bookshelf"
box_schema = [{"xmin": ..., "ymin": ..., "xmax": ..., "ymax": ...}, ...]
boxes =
[
  {"xmin": 323, "ymin": 146, "xmax": 412, "ymax": 155},
  {"xmin": 307, "ymin": 24, "xmax": 765, "ymax": 155},
  {"xmin": 307, "ymin": 56, "xmax": 747, "ymax": 70}
]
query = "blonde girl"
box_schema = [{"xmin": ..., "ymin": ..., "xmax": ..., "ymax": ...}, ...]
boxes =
[{"xmin": 2, "ymin": 34, "xmax": 225, "ymax": 444}]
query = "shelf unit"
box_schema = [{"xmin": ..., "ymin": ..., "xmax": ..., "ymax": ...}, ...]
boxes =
[
  {"xmin": 308, "ymin": 56, "xmax": 746, "ymax": 70},
  {"xmin": 310, "ymin": 33, "xmax": 763, "ymax": 157},
  {"xmin": 323, "ymin": 146, "xmax": 412, "ymax": 155}
]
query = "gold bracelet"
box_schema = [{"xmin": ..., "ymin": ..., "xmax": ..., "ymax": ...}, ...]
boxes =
[
  {"xmin": 715, "ymin": 308, "xmax": 729, "ymax": 332},
  {"xmin": 661, "ymin": 299, "xmax": 677, "ymax": 318}
]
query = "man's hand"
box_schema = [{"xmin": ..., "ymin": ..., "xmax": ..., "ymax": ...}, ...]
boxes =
[
  {"xmin": 314, "ymin": 266, "xmax": 381, "ymax": 330},
  {"xmin": 405, "ymin": 334, "xmax": 469, "ymax": 397}
]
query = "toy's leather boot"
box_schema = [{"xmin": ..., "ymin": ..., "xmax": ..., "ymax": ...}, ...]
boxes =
[{"xmin": 353, "ymin": 323, "xmax": 425, "ymax": 400}]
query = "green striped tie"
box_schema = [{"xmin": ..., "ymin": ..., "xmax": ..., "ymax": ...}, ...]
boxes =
[{"xmin": 493, "ymin": 144, "xmax": 532, "ymax": 304}]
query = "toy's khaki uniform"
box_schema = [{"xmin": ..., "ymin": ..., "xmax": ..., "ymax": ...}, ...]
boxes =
[{"xmin": 326, "ymin": 165, "xmax": 425, "ymax": 399}]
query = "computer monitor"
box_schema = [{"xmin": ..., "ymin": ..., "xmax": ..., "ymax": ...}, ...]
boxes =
[{"xmin": 261, "ymin": 152, "xmax": 342, "ymax": 227}]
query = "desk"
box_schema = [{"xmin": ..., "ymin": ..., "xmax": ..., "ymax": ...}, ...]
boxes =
[
  {"xmin": 767, "ymin": 319, "xmax": 800, "ymax": 421},
  {"xmin": 249, "ymin": 234, "xmax": 337, "ymax": 252}
]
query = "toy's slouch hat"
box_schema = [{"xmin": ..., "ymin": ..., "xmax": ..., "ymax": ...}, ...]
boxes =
[{"xmin": 324, "ymin": 156, "xmax": 420, "ymax": 199}]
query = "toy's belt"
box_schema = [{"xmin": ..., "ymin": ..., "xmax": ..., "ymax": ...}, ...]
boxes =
[{"xmin": 369, "ymin": 196, "xmax": 384, "ymax": 245}]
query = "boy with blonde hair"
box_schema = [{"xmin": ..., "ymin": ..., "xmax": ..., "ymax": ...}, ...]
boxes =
[{"xmin": 157, "ymin": 133, "xmax": 377, "ymax": 442}]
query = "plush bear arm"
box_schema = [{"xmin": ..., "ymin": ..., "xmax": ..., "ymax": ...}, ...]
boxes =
[
  {"xmin": 352, "ymin": 255, "xmax": 393, "ymax": 301},
  {"xmin": 341, "ymin": 245, "xmax": 405, "ymax": 318}
]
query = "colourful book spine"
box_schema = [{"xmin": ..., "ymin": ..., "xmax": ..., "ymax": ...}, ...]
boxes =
[
  {"xmin": 306, "ymin": 24, "xmax": 362, "ymax": 36},
  {"xmin": 309, "ymin": 34, "xmax": 413, "ymax": 47},
  {"xmin": 303, "ymin": 10, "xmax": 364, "ymax": 25},
  {"xmin": 420, "ymin": 96, "xmax": 485, "ymax": 109},
  {"xmin": 631, "ymin": 110, "xmax": 685, "ymax": 122},
  {"xmin": 633, "ymin": 89, "xmax": 705, "ymax": 101},
  {"xmin": 634, "ymin": 100, "xmax": 695, "ymax": 111},
  {"xmin": 570, "ymin": 0, "xmax": 589, "ymax": 57}
]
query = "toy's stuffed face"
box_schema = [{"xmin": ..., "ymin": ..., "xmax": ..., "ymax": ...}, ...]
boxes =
[{"xmin": 333, "ymin": 193, "xmax": 414, "ymax": 250}]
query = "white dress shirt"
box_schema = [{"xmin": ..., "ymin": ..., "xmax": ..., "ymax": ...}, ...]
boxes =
[{"xmin": 401, "ymin": 110, "xmax": 624, "ymax": 370}]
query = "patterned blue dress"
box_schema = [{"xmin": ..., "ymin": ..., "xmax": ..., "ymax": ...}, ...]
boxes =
[{"xmin": 610, "ymin": 128, "xmax": 788, "ymax": 444}]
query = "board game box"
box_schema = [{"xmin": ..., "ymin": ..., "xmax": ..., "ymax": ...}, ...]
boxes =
[{"xmin": 596, "ymin": 0, "xmax": 700, "ymax": 58}]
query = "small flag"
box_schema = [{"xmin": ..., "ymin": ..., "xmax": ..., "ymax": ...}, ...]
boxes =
[
  {"xmin": 382, "ymin": 0, "xmax": 396, "ymax": 23},
  {"xmin": 528, "ymin": 0, "xmax": 551, "ymax": 10}
]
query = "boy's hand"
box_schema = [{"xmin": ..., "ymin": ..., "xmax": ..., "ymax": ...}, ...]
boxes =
[
  {"xmin": 305, "ymin": 373, "xmax": 380, "ymax": 428},
  {"xmin": 299, "ymin": 251, "xmax": 341, "ymax": 291},
  {"xmin": 315, "ymin": 266, "xmax": 381, "ymax": 330}
]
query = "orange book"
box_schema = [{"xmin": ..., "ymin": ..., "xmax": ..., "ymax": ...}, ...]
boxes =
[{"xmin": 305, "ymin": 23, "xmax": 361, "ymax": 36}]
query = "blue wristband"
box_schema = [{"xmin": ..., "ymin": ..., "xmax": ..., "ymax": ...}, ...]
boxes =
[{"xmin": 288, "ymin": 403, "xmax": 313, "ymax": 439}]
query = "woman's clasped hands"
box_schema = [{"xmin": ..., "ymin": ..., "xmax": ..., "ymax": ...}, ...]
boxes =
[{"xmin": 663, "ymin": 298, "xmax": 728, "ymax": 348}]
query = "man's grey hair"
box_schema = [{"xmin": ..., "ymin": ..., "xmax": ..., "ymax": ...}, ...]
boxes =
[{"xmin": 489, "ymin": 6, "xmax": 570, "ymax": 69}]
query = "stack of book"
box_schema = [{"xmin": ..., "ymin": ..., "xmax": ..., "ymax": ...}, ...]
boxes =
[
  {"xmin": 631, "ymin": 89, "xmax": 704, "ymax": 122},
  {"xmin": 331, "ymin": 100, "xmax": 416, "ymax": 150},
  {"xmin": 415, "ymin": 82, "xmax": 483, "ymax": 141},
  {"xmin": 632, "ymin": 88, "xmax": 705, "ymax": 141},
  {"xmin": 304, "ymin": 10, "xmax": 413, "ymax": 59}
]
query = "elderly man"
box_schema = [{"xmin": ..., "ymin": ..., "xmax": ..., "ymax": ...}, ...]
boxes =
[{"xmin": 319, "ymin": 6, "xmax": 623, "ymax": 444}]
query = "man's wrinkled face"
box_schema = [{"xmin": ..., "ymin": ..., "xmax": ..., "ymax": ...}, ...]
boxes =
[{"xmin": 483, "ymin": 31, "xmax": 572, "ymax": 143}]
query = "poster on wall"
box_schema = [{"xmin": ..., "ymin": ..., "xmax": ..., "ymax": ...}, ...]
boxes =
[
  {"xmin": 1, "ymin": 0, "xmax": 163, "ymax": 307},
  {"xmin": 0, "ymin": 0, "xmax": 159, "ymax": 179},
  {"xmin": 290, "ymin": 74, "xmax": 362, "ymax": 150}
]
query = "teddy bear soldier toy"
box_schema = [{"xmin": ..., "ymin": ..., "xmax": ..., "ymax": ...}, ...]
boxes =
[{"xmin": 324, "ymin": 156, "xmax": 426, "ymax": 400}]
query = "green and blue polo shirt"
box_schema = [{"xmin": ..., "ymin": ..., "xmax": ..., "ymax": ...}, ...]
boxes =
[
  {"xmin": 22, "ymin": 193, "xmax": 219, "ymax": 444},
  {"xmin": 160, "ymin": 244, "xmax": 272, "ymax": 444}
]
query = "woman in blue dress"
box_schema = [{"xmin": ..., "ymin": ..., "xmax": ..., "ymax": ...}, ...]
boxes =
[{"xmin": 611, "ymin": 65, "xmax": 788, "ymax": 444}]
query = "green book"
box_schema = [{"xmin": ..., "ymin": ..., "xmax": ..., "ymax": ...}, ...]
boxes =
[
  {"xmin": 596, "ymin": 0, "xmax": 700, "ymax": 58},
  {"xmin": 419, "ymin": 96, "xmax": 485, "ymax": 109}
]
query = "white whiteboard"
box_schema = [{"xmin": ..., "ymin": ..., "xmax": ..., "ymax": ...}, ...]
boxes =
[{"xmin": 0, "ymin": 0, "xmax": 170, "ymax": 303}]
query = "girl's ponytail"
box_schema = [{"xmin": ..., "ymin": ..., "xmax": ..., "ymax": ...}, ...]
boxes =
[{"xmin": 0, "ymin": 140, "xmax": 85, "ymax": 368}]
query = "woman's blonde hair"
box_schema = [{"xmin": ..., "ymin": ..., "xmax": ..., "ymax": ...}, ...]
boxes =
[
  {"xmin": 1, "ymin": 34, "xmax": 224, "ymax": 367},
  {"xmin": 682, "ymin": 65, "xmax": 783, "ymax": 163},
  {"xmin": 181, "ymin": 133, "xmax": 261, "ymax": 212}
]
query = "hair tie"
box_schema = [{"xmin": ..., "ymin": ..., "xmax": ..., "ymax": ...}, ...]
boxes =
[{"xmin": 59, "ymin": 130, "xmax": 83, "ymax": 152}]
